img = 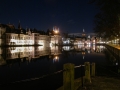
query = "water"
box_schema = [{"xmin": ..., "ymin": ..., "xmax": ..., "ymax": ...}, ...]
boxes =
[{"xmin": 0, "ymin": 45, "xmax": 106, "ymax": 85}]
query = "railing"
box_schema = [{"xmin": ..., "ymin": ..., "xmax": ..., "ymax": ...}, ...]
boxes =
[
  {"xmin": 0, "ymin": 62, "xmax": 95, "ymax": 90},
  {"xmin": 57, "ymin": 62, "xmax": 95, "ymax": 90}
]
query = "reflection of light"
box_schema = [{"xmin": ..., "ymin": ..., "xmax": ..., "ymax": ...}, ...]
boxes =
[
  {"xmin": 83, "ymin": 56, "xmax": 84, "ymax": 59},
  {"xmin": 93, "ymin": 45, "xmax": 95, "ymax": 51},
  {"xmin": 93, "ymin": 40, "xmax": 95, "ymax": 43},
  {"xmin": 62, "ymin": 46, "xmax": 70, "ymax": 51},
  {"xmin": 116, "ymin": 63, "xmax": 118, "ymax": 65},
  {"xmin": 38, "ymin": 46, "xmax": 44, "ymax": 50},
  {"xmin": 38, "ymin": 41, "xmax": 44, "ymax": 46},
  {"xmin": 78, "ymin": 44, "xmax": 84, "ymax": 48},
  {"xmin": 28, "ymin": 47, "xmax": 33, "ymax": 51},
  {"xmin": 88, "ymin": 51, "xmax": 90, "ymax": 53},
  {"xmin": 100, "ymin": 46, "xmax": 103, "ymax": 48},
  {"xmin": 11, "ymin": 39, "xmax": 15, "ymax": 42},
  {"xmin": 87, "ymin": 44, "xmax": 91, "ymax": 47},
  {"xmin": 53, "ymin": 56, "xmax": 59, "ymax": 63},
  {"xmin": 55, "ymin": 56, "xmax": 58, "ymax": 59},
  {"xmin": 50, "ymin": 43, "xmax": 52, "ymax": 47},
  {"xmin": 82, "ymin": 52, "xmax": 85, "ymax": 55}
]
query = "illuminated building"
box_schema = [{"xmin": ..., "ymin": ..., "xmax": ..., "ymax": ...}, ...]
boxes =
[
  {"xmin": 49, "ymin": 26, "xmax": 62, "ymax": 46},
  {"xmin": 68, "ymin": 29, "xmax": 98, "ymax": 45},
  {"xmin": 0, "ymin": 23, "xmax": 61, "ymax": 47}
]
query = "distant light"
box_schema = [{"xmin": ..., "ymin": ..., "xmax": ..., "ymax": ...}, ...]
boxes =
[
  {"xmin": 53, "ymin": 56, "xmax": 59, "ymax": 63},
  {"xmin": 83, "ymin": 56, "xmax": 84, "ymax": 59},
  {"xmin": 55, "ymin": 30, "xmax": 58, "ymax": 33},
  {"xmin": 116, "ymin": 63, "xmax": 118, "ymax": 65}
]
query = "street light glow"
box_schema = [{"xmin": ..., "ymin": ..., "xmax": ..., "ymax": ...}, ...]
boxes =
[{"xmin": 55, "ymin": 30, "xmax": 58, "ymax": 33}]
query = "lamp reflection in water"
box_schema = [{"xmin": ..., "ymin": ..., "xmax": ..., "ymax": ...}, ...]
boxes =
[
  {"xmin": 62, "ymin": 46, "xmax": 71, "ymax": 51},
  {"xmin": 53, "ymin": 55, "xmax": 59, "ymax": 63},
  {"xmin": 82, "ymin": 51, "xmax": 85, "ymax": 60}
]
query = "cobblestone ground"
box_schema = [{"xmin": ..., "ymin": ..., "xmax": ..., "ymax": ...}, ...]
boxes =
[
  {"xmin": 77, "ymin": 76, "xmax": 120, "ymax": 90},
  {"xmin": 77, "ymin": 62, "xmax": 120, "ymax": 90},
  {"xmin": 78, "ymin": 77, "xmax": 120, "ymax": 90}
]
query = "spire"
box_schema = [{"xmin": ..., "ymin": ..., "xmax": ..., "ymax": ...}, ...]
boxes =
[
  {"xmin": 82, "ymin": 28, "xmax": 86, "ymax": 36},
  {"xmin": 83, "ymin": 28, "xmax": 85, "ymax": 32},
  {"xmin": 18, "ymin": 20, "xmax": 21, "ymax": 29}
]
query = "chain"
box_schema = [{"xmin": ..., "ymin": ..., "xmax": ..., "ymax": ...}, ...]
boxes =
[
  {"xmin": 2, "ymin": 64, "xmax": 85, "ymax": 85},
  {"xmin": 74, "ymin": 65, "xmax": 85, "ymax": 68},
  {"xmin": 10, "ymin": 69, "xmax": 63, "ymax": 84}
]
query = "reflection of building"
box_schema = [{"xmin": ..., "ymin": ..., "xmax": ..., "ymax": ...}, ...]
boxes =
[
  {"xmin": 0, "ymin": 54, "xmax": 6, "ymax": 65},
  {"xmin": 0, "ymin": 46, "xmax": 61, "ymax": 65},
  {"xmin": 0, "ymin": 24, "xmax": 61, "ymax": 47},
  {"xmin": 0, "ymin": 45, "xmax": 105, "ymax": 65},
  {"xmin": 4, "ymin": 46, "xmax": 48, "ymax": 60}
]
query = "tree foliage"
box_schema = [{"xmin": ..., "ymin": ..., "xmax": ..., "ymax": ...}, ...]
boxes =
[{"xmin": 90, "ymin": 0, "xmax": 120, "ymax": 40}]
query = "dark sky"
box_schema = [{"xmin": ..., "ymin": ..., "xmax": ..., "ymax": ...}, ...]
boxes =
[{"xmin": 0, "ymin": 0, "xmax": 98, "ymax": 33}]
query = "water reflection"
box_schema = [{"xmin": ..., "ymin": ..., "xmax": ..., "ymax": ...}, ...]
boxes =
[
  {"xmin": 0, "ymin": 45, "xmax": 107, "ymax": 85},
  {"xmin": 0, "ymin": 45, "xmax": 105, "ymax": 66},
  {"xmin": 53, "ymin": 55, "xmax": 59, "ymax": 63},
  {"xmin": 62, "ymin": 44, "xmax": 105, "ymax": 53}
]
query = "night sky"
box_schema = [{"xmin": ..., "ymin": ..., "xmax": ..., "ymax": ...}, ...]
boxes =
[{"xmin": 0, "ymin": 0, "xmax": 98, "ymax": 33}]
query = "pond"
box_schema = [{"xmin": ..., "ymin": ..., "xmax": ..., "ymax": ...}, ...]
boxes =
[{"xmin": 0, "ymin": 45, "xmax": 106, "ymax": 88}]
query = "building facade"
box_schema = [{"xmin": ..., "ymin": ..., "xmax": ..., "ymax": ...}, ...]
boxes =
[
  {"xmin": 0, "ymin": 23, "xmax": 61, "ymax": 47},
  {"xmin": 67, "ymin": 29, "xmax": 98, "ymax": 45}
]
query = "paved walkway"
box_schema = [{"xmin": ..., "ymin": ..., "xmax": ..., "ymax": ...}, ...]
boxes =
[{"xmin": 77, "ymin": 76, "xmax": 120, "ymax": 90}]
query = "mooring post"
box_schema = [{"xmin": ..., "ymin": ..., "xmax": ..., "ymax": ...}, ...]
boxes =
[
  {"xmin": 84, "ymin": 62, "xmax": 91, "ymax": 82},
  {"xmin": 81, "ymin": 65, "xmax": 84, "ymax": 87},
  {"xmin": 63, "ymin": 63, "xmax": 74, "ymax": 90},
  {"xmin": 91, "ymin": 62, "xmax": 95, "ymax": 77}
]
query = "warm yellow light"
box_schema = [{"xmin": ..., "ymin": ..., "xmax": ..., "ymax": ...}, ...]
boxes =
[
  {"xmin": 55, "ymin": 56, "xmax": 58, "ymax": 59},
  {"xmin": 53, "ymin": 55, "xmax": 59, "ymax": 63},
  {"xmin": 82, "ymin": 52, "xmax": 85, "ymax": 54},
  {"xmin": 55, "ymin": 30, "xmax": 58, "ymax": 33}
]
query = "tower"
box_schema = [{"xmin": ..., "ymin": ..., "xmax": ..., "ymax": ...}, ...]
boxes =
[
  {"xmin": 53, "ymin": 26, "xmax": 59, "ymax": 35},
  {"xmin": 82, "ymin": 28, "xmax": 86, "ymax": 36}
]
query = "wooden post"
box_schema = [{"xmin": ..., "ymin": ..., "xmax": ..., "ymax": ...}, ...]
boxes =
[
  {"xmin": 91, "ymin": 63, "xmax": 95, "ymax": 77},
  {"xmin": 84, "ymin": 62, "xmax": 91, "ymax": 82},
  {"xmin": 81, "ymin": 66, "xmax": 84, "ymax": 87},
  {"xmin": 63, "ymin": 63, "xmax": 74, "ymax": 90}
]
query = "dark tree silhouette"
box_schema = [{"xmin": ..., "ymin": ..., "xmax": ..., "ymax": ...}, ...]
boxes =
[{"xmin": 89, "ymin": 0, "xmax": 120, "ymax": 40}]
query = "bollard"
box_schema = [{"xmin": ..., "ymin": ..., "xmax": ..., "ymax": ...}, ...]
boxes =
[
  {"xmin": 81, "ymin": 66, "xmax": 84, "ymax": 87},
  {"xmin": 91, "ymin": 63, "xmax": 95, "ymax": 77},
  {"xmin": 84, "ymin": 62, "xmax": 91, "ymax": 82},
  {"xmin": 63, "ymin": 63, "xmax": 74, "ymax": 90}
]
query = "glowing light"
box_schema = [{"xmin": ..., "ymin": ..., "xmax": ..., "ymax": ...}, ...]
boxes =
[
  {"xmin": 62, "ymin": 46, "xmax": 70, "ymax": 51},
  {"xmin": 55, "ymin": 30, "xmax": 58, "ymax": 33},
  {"xmin": 38, "ymin": 46, "xmax": 44, "ymax": 50},
  {"xmin": 53, "ymin": 56, "xmax": 59, "ymax": 63},
  {"xmin": 83, "ymin": 56, "xmax": 84, "ymax": 59},
  {"xmin": 82, "ymin": 52, "xmax": 85, "ymax": 55}
]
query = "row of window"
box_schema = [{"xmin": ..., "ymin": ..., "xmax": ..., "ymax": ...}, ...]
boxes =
[
  {"xmin": 6, "ymin": 52, "xmax": 33, "ymax": 57},
  {"xmin": 6, "ymin": 36, "xmax": 50, "ymax": 40},
  {"xmin": 6, "ymin": 36, "xmax": 32, "ymax": 40}
]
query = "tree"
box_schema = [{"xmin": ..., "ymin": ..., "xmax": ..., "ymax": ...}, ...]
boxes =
[{"xmin": 89, "ymin": 0, "xmax": 120, "ymax": 40}]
